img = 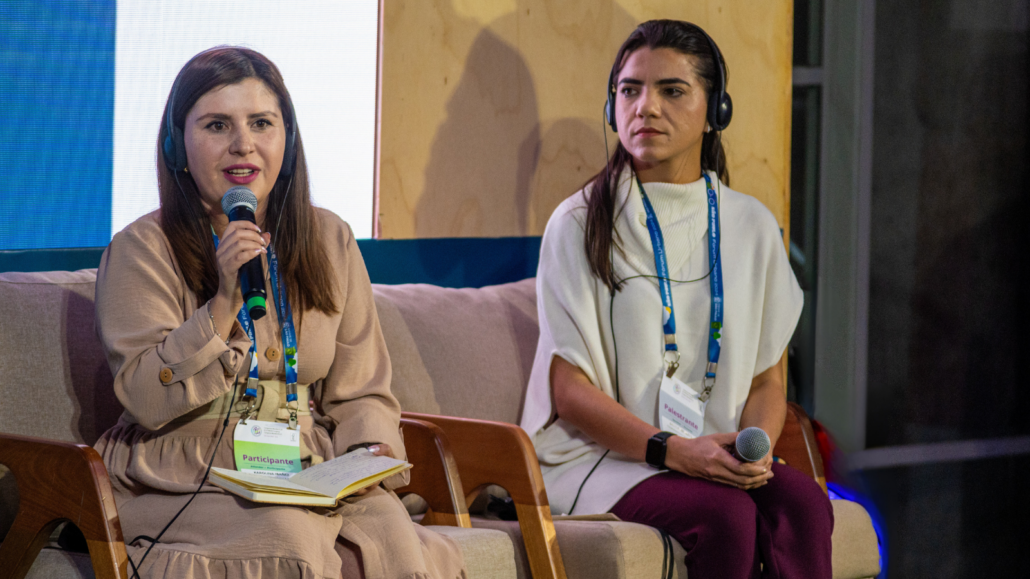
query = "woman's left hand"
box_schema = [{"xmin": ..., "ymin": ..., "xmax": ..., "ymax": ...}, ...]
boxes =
[{"xmin": 349, "ymin": 443, "xmax": 394, "ymax": 496}]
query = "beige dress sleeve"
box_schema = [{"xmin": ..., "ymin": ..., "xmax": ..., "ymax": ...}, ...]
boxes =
[
  {"xmin": 95, "ymin": 213, "xmax": 251, "ymax": 431},
  {"xmin": 314, "ymin": 215, "xmax": 407, "ymax": 476}
]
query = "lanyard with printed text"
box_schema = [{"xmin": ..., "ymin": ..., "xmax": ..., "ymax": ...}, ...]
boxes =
[
  {"xmin": 211, "ymin": 233, "xmax": 301, "ymax": 427},
  {"xmin": 636, "ymin": 173, "xmax": 723, "ymax": 402}
]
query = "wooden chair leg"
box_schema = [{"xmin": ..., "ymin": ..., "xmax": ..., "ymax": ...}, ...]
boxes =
[
  {"xmin": 0, "ymin": 433, "xmax": 127, "ymax": 579},
  {"xmin": 514, "ymin": 503, "xmax": 565, "ymax": 579},
  {"xmin": 396, "ymin": 418, "xmax": 471, "ymax": 528},
  {"xmin": 403, "ymin": 412, "xmax": 568, "ymax": 579}
]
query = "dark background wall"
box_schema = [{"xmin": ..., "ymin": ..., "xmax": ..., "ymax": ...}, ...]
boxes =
[{"xmin": 865, "ymin": 0, "xmax": 1029, "ymax": 575}]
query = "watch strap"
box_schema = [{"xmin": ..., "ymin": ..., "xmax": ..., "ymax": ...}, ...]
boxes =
[{"xmin": 646, "ymin": 432, "xmax": 675, "ymax": 469}]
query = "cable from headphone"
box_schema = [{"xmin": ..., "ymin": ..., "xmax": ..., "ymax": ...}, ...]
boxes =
[{"xmin": 126, "ymin": 375, "xmax": 239, "ymax": 579}]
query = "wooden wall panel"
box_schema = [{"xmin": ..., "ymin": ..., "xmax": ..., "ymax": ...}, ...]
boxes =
[{"xmin": 377, "ymin": 0, "xmax": 793, "ymax": 239}]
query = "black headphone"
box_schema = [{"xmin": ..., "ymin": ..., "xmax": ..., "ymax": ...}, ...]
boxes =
[
  {"xmin": 605, "ymin": 22, "xmax": 732, "ymax": 134},
  {"xmin": 161, "ymin": 75, "xmax": 298, "ymax": 177}
]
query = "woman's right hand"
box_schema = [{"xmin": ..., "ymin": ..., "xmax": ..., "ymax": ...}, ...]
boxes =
[
  {"xmin": 664, "ymin": 432, "xmax": 773, "ymax": 490},
  {"xmin": 208, "ymin": 221, "xmax": 270, "ymax": 336}
]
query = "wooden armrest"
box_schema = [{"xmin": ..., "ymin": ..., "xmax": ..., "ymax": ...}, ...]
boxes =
[
  {"xmin": 0, "ymin": 433, "xmax": 127, "ymax": 579},
  {"xmin": 772, "ymin": 402, "xmax": 827, "ymax": 491},
  {"xmin": 402, "ymin": 412, "xmax": 568, "ymax": 579},
  {"xmin": 396, "ymin": 418, "xmax": 470, "ymax": 528}
]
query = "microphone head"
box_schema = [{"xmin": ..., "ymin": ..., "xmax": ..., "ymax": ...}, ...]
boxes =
[
  {"xmin": 221, "ymin": 186, "xmax": 258, "ymax": 216},
  {"xmin": 735, "ymin": 427, "xmax": 771, "ymax": 462}
]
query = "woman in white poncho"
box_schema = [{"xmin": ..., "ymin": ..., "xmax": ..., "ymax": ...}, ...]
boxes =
[{"xmin": 520, "ymin": 20, "xmax": 833, "ymax": 579}]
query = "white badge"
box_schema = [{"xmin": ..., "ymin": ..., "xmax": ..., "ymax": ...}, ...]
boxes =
[
  {"xmin": 233, "ymin": 419, "xmax": 302, "ymax": 479},
  {"xmin": 658, "ymin": 374, "xmax": 707, "ymax": 439}
]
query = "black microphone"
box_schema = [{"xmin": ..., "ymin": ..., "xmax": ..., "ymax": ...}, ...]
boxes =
[
  {"xmin": 734, "ymin": 427, "xmax": 771, "ymax": 462},
  {"xmin": 221, "ymin": 186, "xmax": 266, "ymax": 320}
]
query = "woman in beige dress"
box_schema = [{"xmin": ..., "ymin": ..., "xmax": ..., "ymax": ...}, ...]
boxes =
[{"xmin": 93, "ymin": 46, "xmax": 466, "ymax": 579}]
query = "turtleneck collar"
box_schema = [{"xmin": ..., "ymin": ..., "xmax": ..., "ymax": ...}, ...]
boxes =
[{"xmin": 613, "ymin": 168, "xmax": 714, "ymax": 282}]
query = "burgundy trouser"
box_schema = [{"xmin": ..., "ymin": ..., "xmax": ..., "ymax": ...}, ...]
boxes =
[{"xmin": 610, "ymin": 463, "xmax": 833, "ymax": 579}]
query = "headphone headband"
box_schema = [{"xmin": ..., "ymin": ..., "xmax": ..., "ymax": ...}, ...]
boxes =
[
  {"xmin": 161, "ymin": 74, "xmax": 298, "ymax": 177},
  {"xmin": 605, "ymin": 22, "xmax": 733, "ymax": 133}
]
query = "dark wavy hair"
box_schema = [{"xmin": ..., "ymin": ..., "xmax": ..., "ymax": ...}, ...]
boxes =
[
  {"xmin": 585, "ymin": 20, "xmax": 730, "ymax": 292},
  {"xmin": 157, "ymin": 46, "xmax": 337, "ymax": 316}
]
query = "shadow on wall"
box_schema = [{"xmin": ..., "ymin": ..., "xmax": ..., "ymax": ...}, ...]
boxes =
[
  {"xmin": 413, "ymin": 1, "xmax": 636, "ymax": 278},
  {"xmin": 415, "ymin": 25, "xmax": 540, "ymax": 240}
]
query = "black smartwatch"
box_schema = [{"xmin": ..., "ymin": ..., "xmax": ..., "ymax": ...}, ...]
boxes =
[{"xmin": 645, "ymin": 432, "xmax": 675, "ymax": 469}]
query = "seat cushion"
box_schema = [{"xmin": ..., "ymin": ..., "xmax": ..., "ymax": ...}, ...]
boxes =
[
  {"xmin": 25, "ymin": 548, "xmax": 95, "ymax": 579},
  {"xmin": 471, "ymin": 499, "xmax": 880, "ymax": 579},
  {"xmin": 425, "ymin": 526, "xmax": 518, "ymax": 579},
  {"xmin": 830, "ymin": 499, "xmax": 882, "ymax": 579},
  {"xmin": 373, "ymin": 279, "xmax": 538, "ymax": 423},
  {"xmin": 14, "ymin": 527, "xmax": 517, "ymax": 579}
]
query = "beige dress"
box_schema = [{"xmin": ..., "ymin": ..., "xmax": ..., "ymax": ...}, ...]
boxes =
[{"xmin": 93, "ymin": 209, "xmax": 466, "ymax": 579}]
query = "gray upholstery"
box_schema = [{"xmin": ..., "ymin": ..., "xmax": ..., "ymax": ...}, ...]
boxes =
[{"xmin": 373, "ymin": 280, "xmax": 537, "ymax": 423}]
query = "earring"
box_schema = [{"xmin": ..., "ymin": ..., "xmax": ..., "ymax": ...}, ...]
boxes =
[
  {"xmin": 184, "ymin": 166, "xmax": 189, "ymax": 173},
  {"xmin": 705, "ymin": 124, "xmax": 712, "ymax": 133}
]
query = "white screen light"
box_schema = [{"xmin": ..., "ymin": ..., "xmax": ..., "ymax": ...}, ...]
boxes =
[{"xmin": 112, "ymin": 0, "xmax": 377, "ymax": 238}]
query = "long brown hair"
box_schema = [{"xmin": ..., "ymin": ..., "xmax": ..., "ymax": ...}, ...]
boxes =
[
  {"xmin": 585, "ymin": 20, "xmax": 730, "ymax": 292},
  {"xmin": 157, "ymin": 47, "xmax": 337, "ymax": 316}
]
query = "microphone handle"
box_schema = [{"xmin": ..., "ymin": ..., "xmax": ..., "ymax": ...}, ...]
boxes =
[{"xmin": 227, "ymin": 207, "xmax": 267, "ymax": 320}]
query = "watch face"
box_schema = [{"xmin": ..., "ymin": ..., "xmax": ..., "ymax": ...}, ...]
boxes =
[{"xmin": 647, "ymin": 433, "xmax": 670, "ymax": 469}]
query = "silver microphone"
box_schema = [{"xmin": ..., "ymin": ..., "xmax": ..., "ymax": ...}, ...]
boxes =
[{"xmin": 735, "ymin": 427, "xmax": 771, "ymax": 462}]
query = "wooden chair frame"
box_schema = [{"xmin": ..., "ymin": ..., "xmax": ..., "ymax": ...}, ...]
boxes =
[
  {"xmin": 0, "ymin": 433, "xmax": 128, "ymax": 579},
  {"xmin": 0, "ymin": 405, "xmax": 822, "ymax": 579},
  {"xmin": 402, "ymin": 412, "xmax": 569, "ymax": 579},
  {"xmin": 0, "ymin": 421, "xmax": 472, "ymax": 579}
]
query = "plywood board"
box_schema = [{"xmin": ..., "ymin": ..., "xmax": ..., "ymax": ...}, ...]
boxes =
[{"xmin": 377, "ymin": 0, "xmax": 793, "ymax": 239}]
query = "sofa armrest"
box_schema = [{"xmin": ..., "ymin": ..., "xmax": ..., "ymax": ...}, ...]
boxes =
[
  {"xmin": 396, "ymin": 418, "xmax": 471, "ymax": 528},
  {"xmin": 402, "ymin": 412, "xmax": 568, "ymax": 579},
  {"xmin": 0, "ymin": 433, "xmax": 127, "ymax": 579},
  {"xmin": 772, "ymin": 402, "xmax": 827, "ymax": 491}
]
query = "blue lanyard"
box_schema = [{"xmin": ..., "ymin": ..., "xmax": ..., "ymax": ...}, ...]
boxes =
[
  {"xmin": 637, "ymin": 173, "xmax": 723, "ymax": 401},
  {"xmin": 210, "ymin": 234, "xmax": 299, "ymax": 406}
]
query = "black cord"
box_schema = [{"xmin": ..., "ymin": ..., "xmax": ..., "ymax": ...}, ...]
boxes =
[
  {"xmin": 660, "ymin": 529, "xmax": 675, "ymax": 579},
  {"xmin": 127, "ymin": 376, "xmax": 239, "ymax": 579},
  {"xmin": 566, "ymin": 449, "xmax": 609, "ymax": 516}
]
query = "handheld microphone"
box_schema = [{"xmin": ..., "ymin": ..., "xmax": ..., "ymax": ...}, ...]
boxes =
[
  {"xmin": 735, "ymin": 427, "xmax": 771, "ymax": 462},
  {"xmin": 221, "ymin": 187, "xmax": 267, "ymax": 320}
]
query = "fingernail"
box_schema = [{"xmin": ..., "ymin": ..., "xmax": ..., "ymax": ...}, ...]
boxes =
[{"xmin": 368, "ymin": 445, "xmax": 380, "ymax": 453}]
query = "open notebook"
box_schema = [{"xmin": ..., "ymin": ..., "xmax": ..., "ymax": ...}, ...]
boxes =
[{"xmin": 211, "ymin": 449, "xmax": 412, "ymax": 507}]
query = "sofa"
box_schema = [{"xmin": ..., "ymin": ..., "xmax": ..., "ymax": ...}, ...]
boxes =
[{"xmin": 0, "ymin": 268, "xmax": 881, "ymax": 579}]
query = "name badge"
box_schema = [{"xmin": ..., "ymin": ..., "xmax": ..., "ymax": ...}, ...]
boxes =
[
  {"xmin": 233, "ymin": 419, "xmax": 302, "ymax": 479},
  {"xmin": 658, "ymin": 375, "xmax": 706, "ymax": 439}
]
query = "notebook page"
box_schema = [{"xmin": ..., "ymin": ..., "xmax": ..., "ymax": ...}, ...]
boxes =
[{"xmin": 289, "ymin": 450, "xmax": 409, "ymax": 498}]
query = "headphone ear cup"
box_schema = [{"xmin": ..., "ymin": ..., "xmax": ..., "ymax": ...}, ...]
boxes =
[
  {"xmin": 280, "ymin": 126, "xmax": 297, "ymax": 177},
  {"xmin": 711, "ymin": 92, "xmax": 733, "ymax": 132},
  {"xmin": 163, "ymin": 126, "xmax": 188, "ymax": 172},
  {"xmin": 173, "ymin": 126, "xmax": 188, "ymax": 171},
  {"xmin": 605, "ymin": 95, "xmax": 617, "ymax": 133},
  {"xmin": 162, "ymin": 133, "xmax": 177, "ymax": 171}
]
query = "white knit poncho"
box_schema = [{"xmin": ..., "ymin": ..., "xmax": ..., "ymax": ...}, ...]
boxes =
[{"xmin": 520, "ymin": 170, "xmax": 803, "ymax": 516}]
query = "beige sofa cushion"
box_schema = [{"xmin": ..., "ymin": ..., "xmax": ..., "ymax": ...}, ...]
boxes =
[
  {"xmin": 25, "ymin": 548, "xmax": 94, "ymax": 579},
  {"xmin": 0, "ymin": 269, "xmax": 120, "ymax": 445},
  {"xmin": 427, "ymin": 526, "xmax": 518, "ymax": 579},
  {"xmin": 372, "ymin": 279, "xmax": 537, "ymax": 423},
  {"xmin": 23, "ymin": 529, "xmax": 518, "ymax": 579},
  {"xmin": 471, "ymin": 500, "xmax": 879, "ymax": 579}
]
